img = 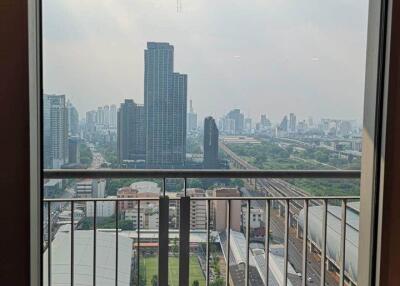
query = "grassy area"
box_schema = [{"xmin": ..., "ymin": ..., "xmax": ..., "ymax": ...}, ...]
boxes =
[
  {"xmin": 140, "ymin": 256, "xmax": 205, "ymax": 286},
  {"xmin": 226, "ymin": 141, "xmax": 360, "ymax": 196}
]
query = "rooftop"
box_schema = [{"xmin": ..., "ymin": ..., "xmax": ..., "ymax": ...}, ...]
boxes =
[{"xmin": 43, "ymin": 226, "xmax": 132, "ymax": 286}]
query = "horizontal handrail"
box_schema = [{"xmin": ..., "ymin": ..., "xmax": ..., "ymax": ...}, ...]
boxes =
[
  {"xmin": 43, "ymin": 196, "xmax": 360, "ymax": 202},
  {"xmin": 43, "ymin": 169, "xmax": 361, "ymax": 179}
]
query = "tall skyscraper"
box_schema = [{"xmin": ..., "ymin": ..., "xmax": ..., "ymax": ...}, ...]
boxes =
[
  {"xmin": 244, "ymin": 117, "xmax": 252, "ymax": 132},
  {"xmin": 187, "ymin": 100, "xmax": 198, "ymax": 132},
  {"xmin": 227, "ymin": 109, "xmax": 244, "ymax": 134},
  {"xmin": 144, "ymin": 42, "xmax": 187, "ymax": 168},
  {"xmin": 279, "ymin": 115, "xmax": 288, "ymax": 132},
  {"xmin": 117, "ymin": 99, "xmax": 146, "ymax": 162},
  {"xmin": 260, "ymin": 114, "xmax": 268, "ymax": 127},
  {"xmin": 96, "ymin": 106, "xmax": 103, "ymax": 125},
  {"xmin": 289, "ymin": 113, "xmax": 297, "ymax": 132},
  {"xmin": 43, "ymin": 94, "xmax": 68, "ymax": 168},
  {"xmin": 110, "ymin": 104, "xmax": 117, "ymax": 129},
  {"xmin": 85, "ymin": 110, "xmax": 96, "ymax": 137},
  {"xmin": 67, "ymin": 100, "xmax": 79, "ymax": 136},
  {"xmin": 103, "ymin": 105, "xmax": 110, "ymax": 127},
  {"xmin": 203, "ymin": 116, "xmax": 219, "ymax": 169}
]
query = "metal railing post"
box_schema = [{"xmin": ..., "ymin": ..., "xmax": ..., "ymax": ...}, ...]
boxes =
[
  {"xmin": 71, "ymin": 201, "xmax": 74, "ymax": 286},
  {"xmin": 320, "ymin": 200, "xmax": 328, "ymax": 286},
  {"xmin": 283, "ymin": 200, "xmax": 289, "ymax": 286},
  {"xmin": 206, "ymin": 200, "xmax": 211, "ymax": 286},
  {"xmin": 179, "ymin": 196, "xmax": 190, "ymax": 286},
  {"xmin": 163, "ymin": 178, "xmax": 166, "ymax": 197},
  {"xmin": 159, "ymin": 196, "xmax": 169, "ymax": 286},
  {"xmin": 226, "ymin": 200, "xmax": 231, "ymax": 286},
  {"xmin": 302, "ymin": 200, "xmax": 309, "ymax": 286},
  {"xmin": 115, "ymin": 201, "xmax": 119, "ymax": 286},
  {"xmin": 93, "ymin": 201, "xmax": 97, "ymax": 286},
  {"xmin": 265, "ymin": 200, "xmax": 270, "ymax": 286},
  {"xmin": 47, "ymin": 201, "xmax": 51, "ymax": 286},
  {"xmin": 245, "ymin": 200, "xmax": 251, "ymax": 286},
  {"xmin": 339, "ymin": 199, "xmax": 347, "ymax": 286},
  {"xmin": 137, "ymin": 201, "xmax": 141, "ymax": 286}
]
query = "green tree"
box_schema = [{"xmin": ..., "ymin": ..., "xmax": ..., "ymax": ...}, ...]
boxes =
[
  {"xmin": 192, "ymin": 280, "xmax": 200, "ymax": 286},
  {"xmin": 171, "ymin": 237, "xmax": 178, "ymax": 256},
  {"xmin": 210, "ymin": 277, "xmax": 224, "ymax": 286},
  {"xmin": 79, "ymin": 143, "xmax": 93, "ymax": 166},
  {"xmin": 151, "ymin": 275, "xmax": 158, "ymax": 286}
]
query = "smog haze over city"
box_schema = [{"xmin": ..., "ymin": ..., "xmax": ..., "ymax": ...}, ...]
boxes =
[{"xmin": 43, "ymin": 0, "xmax": 368, "ymax": 122}]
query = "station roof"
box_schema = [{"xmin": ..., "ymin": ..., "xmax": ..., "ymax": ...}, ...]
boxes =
[{"xmin": 43, "ymin": 227, "xmax": 132, "ymax": 286}]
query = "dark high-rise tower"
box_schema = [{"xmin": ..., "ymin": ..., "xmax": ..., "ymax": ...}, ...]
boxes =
[
  {"xmin": 203, "ymin": 116, "xmax": 219, "ymax": 169},
  {"xmin": 117, "ymin": 99, "xmax": 146, "ymax": 162},
  {"xmin": 144, "ymin": 42, "xmax": 187, "ymax": 168}
]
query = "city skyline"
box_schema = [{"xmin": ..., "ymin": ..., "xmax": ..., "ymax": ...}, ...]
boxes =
[
  {"xmin": 78, "ymin": 100, "xmax": 363, "ymax": 128},
  {"xmin": 43, "ymin": 0, "xmax": 368, "ymax": 122}
]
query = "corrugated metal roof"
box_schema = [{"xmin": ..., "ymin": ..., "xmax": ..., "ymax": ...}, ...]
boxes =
[{"xmin": 43, "ymin": 227, "xmax": 132, "ymax": 286}]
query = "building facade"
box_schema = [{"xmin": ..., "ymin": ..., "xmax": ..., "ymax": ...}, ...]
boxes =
[
  {"xmin": 117, "ymin": 99, "xmax": 146, "ymax": 162},
  {"xmin": 226, "ymin": 109, "xmax": 244, "ymax": 134},
  {"xmin": 212, "ymin": 188, "xmax": 241, "ymax": 232},
  {"xmin": 144, "ymin": 42, "xmax": 187, "ymax": 168},
  {"xmin": 187, "ymin": 100, "xmax": 197, "ymax": 132},
  {"xmin": 68, "ymin": 136, "xmax": 80, "ymax": 164},
  {"xmin": 67, "ymin": 100, "xmax": 79, "ymax": 136},
  {"xmin": 203, "ymin": 116, "xmax": 219, "ymax": 169},
  {"xmin": 43, "ymin": 94, "xmax": 68, "ymax": 168}
]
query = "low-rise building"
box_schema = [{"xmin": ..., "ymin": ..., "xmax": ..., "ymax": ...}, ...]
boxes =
[
  {"xmin": 211, "ymin": 188, "xmax": 242, "ymax": 232},
  {"xmin": 177, "ymin": 188, "xmax": 207, "ymax": 230},
  {"xmin": 86, "ymin": 196, "xmax": 116, "ymax": 217}
]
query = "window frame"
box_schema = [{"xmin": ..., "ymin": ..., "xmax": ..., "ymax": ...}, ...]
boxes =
[{"xmin": 27, "ymin": 0, "xmax": 389, "ymax": 285}]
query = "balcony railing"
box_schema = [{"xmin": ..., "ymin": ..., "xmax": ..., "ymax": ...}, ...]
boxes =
[{"xmin": 42, "ymin": 169, "xmax": 360, "ymax": 286}]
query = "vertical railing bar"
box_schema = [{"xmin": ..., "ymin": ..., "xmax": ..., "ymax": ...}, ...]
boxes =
[
  {"xmin": 301, "ymin": 200, "xmax": 309, "ymax": 286},
  {"xmin": 206, "ymin": 200, "xmax": 211, "ymax": 286},
  {"xmin": 226, "ymin": 200, "xmax": 231, "ymax": 286},
  {"xmin": 158, "ymin": 196, "xmax": 169, "ymax": 286},
  {"xmin": 339, "ymin": 199, "xmax": 347, "ymax": 286},
  {"xmin": 184, "ymin": 177, "xmax": 187, "ymax": 197},
  {"xmin": 265, "ymin": 200, "xmax": 270, "ymax": 286},
  {"xmin": 283, "ymin": 200, "xmax": 289, "ymax": 286},
  {"xmin": 320, "ymin": 199, "xmax": 328, "ymax": 286},
  {"xmin": 115, "ymin": 201, "xmax": 119, "ymax": 286},
  {"xmin": 245, "ymin": 200, "xmax": 251, "ymax": 286},
  {"xmin": 48, "ymin": 201, "xmax": 52, "ymax": 286},
  {"xmin": 179, "ymin": 197, "xmax": 190, "ymax": 286},
  {"xmin": 137, "ymin": 201, "xmax": 141, "ymax": 286},
  {"xmin": 163, "ymin": 178, "xmax": 166, "ymax": 197},
  {"xmin": 71, "ymin": 201, "xmax": 74, "ymax": 286},
  {"xmin": 93, "ymin": 201, "xmax": 97, "ymax": 286}
]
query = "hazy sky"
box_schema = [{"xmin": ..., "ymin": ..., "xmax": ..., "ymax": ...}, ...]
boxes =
[{"xmin": 43, "ymin": 0, "xmax": 369, "ymax": 123}]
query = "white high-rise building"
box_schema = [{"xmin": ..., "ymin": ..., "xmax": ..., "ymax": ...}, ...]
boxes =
[
  {"xmin": 187, "ymin": 100, "xmax": 197, "ymax": 132},
  {"xmin": 103, "ymin": 105, "xmax": 110, "ymax": 127},
  {"xmin": 177, "ymin": 189, "xmax": 207, "ymax": 229},
  {"xmin": 86, "ymin": 196, "xmax": 116, "ymax": 217},
  {"xmin": 43, "ymin": 94, "xmax": 68, "ymax": 168},
  {"xmin": 110, "ymin": 104, "xmax": 117, "ymax": 129}
]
